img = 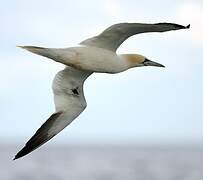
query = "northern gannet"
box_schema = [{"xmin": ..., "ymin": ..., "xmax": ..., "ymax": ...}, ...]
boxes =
[{"xmin": 14, "ymin": 22, "xmax": 190, "ymax": 160}]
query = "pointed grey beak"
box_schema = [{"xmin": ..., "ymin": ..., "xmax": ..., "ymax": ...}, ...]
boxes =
[{"xmin": 143, "ymin": 58, "xmax": 165, "ymax": 67}]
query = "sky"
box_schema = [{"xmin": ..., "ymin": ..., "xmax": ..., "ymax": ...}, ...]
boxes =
[{"xmin": 1, "ymin": 0, "xmax": 203, "ymax": 145}]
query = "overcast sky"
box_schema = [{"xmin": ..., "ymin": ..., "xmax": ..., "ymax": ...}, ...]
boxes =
[{"xmin": 1, "ymin": 0, "xmax": 203, "ymax": 145}]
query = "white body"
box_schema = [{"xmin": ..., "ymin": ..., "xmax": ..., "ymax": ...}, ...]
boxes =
[{"xmin": 45, "ymin": 46, "xmax": 129, "ymax": 73}]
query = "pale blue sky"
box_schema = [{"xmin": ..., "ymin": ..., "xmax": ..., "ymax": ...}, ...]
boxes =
[{"xmin": 1, "ymin": 0, "xmax": 203, "ymax": 144}]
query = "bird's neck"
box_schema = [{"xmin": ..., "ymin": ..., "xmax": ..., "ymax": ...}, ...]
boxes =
[{"xmin": 119, "ymin": 54, "xmax": 145, "ymax": 69}]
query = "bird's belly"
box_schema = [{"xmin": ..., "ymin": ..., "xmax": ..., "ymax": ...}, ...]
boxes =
[{"xmin": 66, "ymin": 47, "xmax": 127, "ymax": 73}]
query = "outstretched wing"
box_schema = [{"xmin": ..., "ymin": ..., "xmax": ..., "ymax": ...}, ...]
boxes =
[
  {"xmin": 14, "ymin": 67, "xmax": 92, "ymax": 160},
  {"xmin": 80, "ymin": 22, "xmax": 190, "ymax": 52}
]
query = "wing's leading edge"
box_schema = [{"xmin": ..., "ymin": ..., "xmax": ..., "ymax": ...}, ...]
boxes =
[{"xmin": 80, "ymin": 22, "xmax": 190, "ymax": 51}]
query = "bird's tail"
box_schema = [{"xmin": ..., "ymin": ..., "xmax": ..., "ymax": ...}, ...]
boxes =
[
  {"xmin": 17, "ymin": 45, "xmax": 45, "ymax": 52},
  {"xmin": 17, "ymin": 45, "xmax": 63, "ymax": 62},
  {"xmin": 18, "ymin": 45, "xmax": 78, "ymax": 68}
]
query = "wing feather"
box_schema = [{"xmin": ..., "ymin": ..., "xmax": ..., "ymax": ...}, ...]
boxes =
[
  {"xmin": 80, "ymin": 22, "xmax": 190, "ymax": 51},
  {"xmin": 14, "ymin": 67, "xmax": 92, "ymax": 160}
]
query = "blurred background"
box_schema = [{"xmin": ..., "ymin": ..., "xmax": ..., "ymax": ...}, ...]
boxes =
[{"xmin": 1, "ymin": 0, "xmax": 203, "ymax": 179}]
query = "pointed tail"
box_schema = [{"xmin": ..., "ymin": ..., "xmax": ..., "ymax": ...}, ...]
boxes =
[
  {"xmin": 18, "ymin": 45, "xmax": 77, "ymax": 67},
  {"xmin": 17, "ymin": 46, "xmax": 61, "ymax": 61},
  {"xmin": 17, "ymin": 46, "xmax": 54, "ymax": 58}
]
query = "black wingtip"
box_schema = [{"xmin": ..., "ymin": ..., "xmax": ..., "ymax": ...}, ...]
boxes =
[
  {"xmin": 13, "ymin": 143, "xmax": 38, "ymax": 160},
  {"xmin": 13, "ymin": 112, "xmax": 63, "ymax": 160},
  {"xmin": 155, "ymin": 23, "xmax": 190, "ymax": 30},
  {"xmin": 186, "ymin": 24, "xmax": 190, "ymax": 29},
  {"xmin": 13, "ymin": 150, "xmax": 24, "ymax": 160},
  {"xmin": 13, "ymin": 155, "xmax": 19, "ymax": 161},
  {"xmin": 13, "ymin": 142, "xmax": 37, "ymax": 160}
]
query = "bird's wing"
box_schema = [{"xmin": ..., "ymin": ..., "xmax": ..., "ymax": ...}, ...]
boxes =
[
  {"xmin": 14, "ymin": 67, "xmax": 92, "ymax": 160},
  {"xmin": 80, "ymin": 22, "xmax": 190, "ymax": 52}
]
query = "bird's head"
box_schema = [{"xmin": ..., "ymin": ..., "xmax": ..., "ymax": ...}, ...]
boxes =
[{"xmin": 121, "ymin": 54, "xmax": 165, "ymax": 68}]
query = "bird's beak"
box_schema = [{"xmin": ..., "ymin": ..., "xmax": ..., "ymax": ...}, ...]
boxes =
[{"xmin": 143, "ymin": 58, "xmax": 165, "ymax": 67}]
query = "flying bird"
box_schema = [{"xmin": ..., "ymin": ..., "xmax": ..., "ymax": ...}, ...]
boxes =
[{"xmin": 14, "ymin": 22, "xmax": 190, "ymax": 160}]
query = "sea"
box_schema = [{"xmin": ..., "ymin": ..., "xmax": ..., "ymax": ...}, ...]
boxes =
[{"xmin": 1, "ymin": 144, "xmax": 203, "ymax": 180}]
